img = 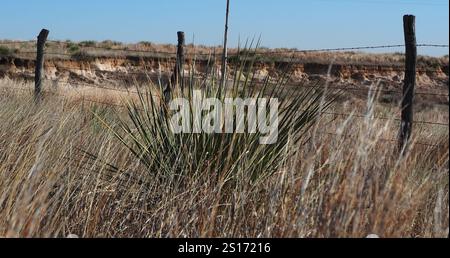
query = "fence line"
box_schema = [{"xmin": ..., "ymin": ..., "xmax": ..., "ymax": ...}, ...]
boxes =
[
  {"xmin": 265, "ymin": 44, "xmax": 449, "ymax": 55},
  {"xmin": 50, "ymin": 90, "xmax": 135, "ymax": 110},
  {"xmin": 3, "ymin": 86, "xmax": 445, "ymax": 149},
  {"xmin": 321, "ymin": 111, "xmax": 448, "ymax": 127},
  {"xmin": 319, "ymin": 131, "xmax": 447, "ymax": 149},
  {"xmin": 0, "ymin": 85, "xmax": 142, "ymax": 110},
  {"xmin": 1, "ymin": 82, "xmax": 447, "ymax": 128},
  {"xmin": 53, "ymin": 81, "xmax": 142, "ymax": 94},
  {"xmin": 4, "ymin": 50, "xmax": 448, "ymax": 103},
  {"xmin": 1, "ymin": 26, "xmax": 449, "ymax": 149},
  {"xmin": 39, "ymin": 68, "xmax": 448, "ymax": 97},
  {"xmin": 19, "ymin": 62, "xmax": 450, "ymax": 98},
  {"xmin": 0, "ymin": 40, "xmax": 36, "ymax": 46},
  {"xmin": 417, "ymin": 44, "xmax": 450, "ymax": 48},
  {"xmin": 3, "ymin": 40, "xmax": 449, "ymax": 56},
  {"xmin": 44, "ymin": 66, "xmax": 164, "ymax": 76},
  {"xmin": 46, "ymin": 51, "xmax": 177, "ymax": 57},
  {"xmin": 45, "ymin": 63, "xmax": 447, "ymax": 74},
  {"xmin": 37, "ymin": 64, "xmax": 446, "ymax": 78},
  {"xmin": 9, "ymin": 51, "xmax": 38, "ymax": 54},
  {"xmin": 281, "ymin": 83, "xmax": 449, "ymax": 97}
]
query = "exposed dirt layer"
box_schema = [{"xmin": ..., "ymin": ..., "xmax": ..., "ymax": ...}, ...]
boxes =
[{"xmin": 0, "ymin": 54, "xmax": 448, "ymax": 106}]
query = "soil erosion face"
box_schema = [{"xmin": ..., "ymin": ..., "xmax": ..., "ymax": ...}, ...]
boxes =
[{"xmin": 0, "ymin": 55, "xmax": 448, "ymax": 106}]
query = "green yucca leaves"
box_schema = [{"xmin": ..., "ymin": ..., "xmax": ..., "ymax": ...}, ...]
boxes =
[{"xmin": 94, "ymin": 49, "xmax": 337, "ymax": 184}]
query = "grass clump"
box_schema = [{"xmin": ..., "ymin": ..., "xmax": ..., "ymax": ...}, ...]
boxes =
[
  {"xmin": 100, "ymin": 40, "xmax": 123, "ymax": 50},
  {"xmin": 138, "ymin": 41, "xmax": 153, "ymax": 47},
  {"xmin": 79, "ymin": 40, "xmax": 97, "ymax": 47},
  {"xmin": 0, "ymin": 46, "xmax": 14, "ymax": 57},
  {"xmin": 67, "ymin": 42, "xmax": 80, "ymax": 53},
  {"xmin": 93, "ymin": 49, "xmax": 336, "ymax": 184},
  {"xmin": 70, "ymin": 50, "xmax": 95, "ymax": 61}
]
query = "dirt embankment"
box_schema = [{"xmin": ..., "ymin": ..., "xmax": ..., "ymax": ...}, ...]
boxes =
[{"xmin": 0, "ymin": 56, "xmax": 448, "ymax": 100}]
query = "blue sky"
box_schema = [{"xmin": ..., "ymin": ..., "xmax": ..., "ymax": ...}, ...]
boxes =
[{"xmin": 1, "ymin": 0, "xmax": 448, "ymax": 56}]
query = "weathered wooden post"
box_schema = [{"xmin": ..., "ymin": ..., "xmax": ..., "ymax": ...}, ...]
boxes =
[
  {"xmin": 35, "ymin": 29, "xmax": 49, "ymax": 102},
  {"xmin": 164, "ymin": 31, "xmax": 185, "ymax": 103},
  {"xmin": 175, "ymin": 31, "xmax": 185, "ymax": 90},
  {"xmin": 399, "ymin": 15, "xmax": 417, "ymax": 151},
  {"xmin": 220, "ymin": 0, "xmax": 230, "ymax": 91}
]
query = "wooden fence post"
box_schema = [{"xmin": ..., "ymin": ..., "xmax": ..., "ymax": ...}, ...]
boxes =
[
  {"xmin": 164, "ymin": 31, "xmax": 185, "ymax": 103},
  {"xmin": 220, "ymin": 0, "xmax": 230, "ymax": 91},
  {"xmin": 35, "ymin": 29, "xmax": 49, "ymax": 102},
  {"xmin": 399, "ymin": 15, "xmax": 417, "ymax": 151},
  {"xmin": 173, "ymin": 31, "xmax": 185, "ymax": 89}
]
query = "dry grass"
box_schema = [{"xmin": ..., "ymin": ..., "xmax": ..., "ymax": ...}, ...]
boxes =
[
  {"xmin": 1, "ymin": 40, "xmax": 448, "ymax": 67},
  {"xmin": 0, "ymin": 78, "xmax": 448, "ymax": 238}
]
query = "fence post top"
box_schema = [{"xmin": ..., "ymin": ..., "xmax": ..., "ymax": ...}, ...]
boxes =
[
  {"xmin": 403, "ymin": 14, "xmax": 416, "ymax": 21},
  {"xmin": 403, "ymin": 15, "xmax": 416, "ymax": 39},
  {"xmin": 38, "ymin": 29, "xmax": 50, "ymax": 41},
  {"xmin": 177, "ymin": 32, "xmax": 185, "ymax": 45}
]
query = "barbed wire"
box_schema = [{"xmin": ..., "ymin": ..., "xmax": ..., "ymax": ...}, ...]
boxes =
[
  {"xmin": 2, "ymin": 40, "xmax": 448, "ymax": 145},
  {"xmin": 281, "ymin": 82, "xmax": 449, "ymax": 97},
  {"xmin": 52, "ymin": 81, "xmax": 142, "ymax": 94},
  {"xmin": 6, "ymin": 41, "xmax": 442, "ymax": 61},
  {"xmin": 8, "ymin": 62, "xmax": 448, "ymax": 98},
  {"xmin": 3, "ymin": 83, "xmax": 447, "ymax": 147},
  {"xmin": 42, "ymin": 41, "xmax": 450, "ymax": 55},
  {"xmin": 321, "ymin": 111, "xmax": 448, "ymax": 127},
  {"xmin": 319, "ymin": 131, "xmax": 447, "ymax": 149},
  {"xmin": 3, "ymin": 40, "xmax": 448, "ymax": 53},
  {"xmin": 2, "ymin": 40, "xmax": 449, "ymax": 122},
  {"xmin": 4, "ymin": 43, "xmax": 449, "ymax": 77},
  {"xmin": 46, "ymin": 63, "xmax": 446, "ymax": 74},
  {"xmin": 1, "ymin": 58, "xmax": 442, "ymax": 77},
  {"xmin": 45, "ymin": 52, "xmax": 73, "ymax": 57},
  {"xmin": 63, "ymin": 91, "xmax": 449, "ymax": 128},
  {"xmin": 417, "ymin": 44, "xmax": 450, "ymax": 48},
  {"xmin": 0, "ymin": 85, "xmax": 142, "ymax": 110},
  {"xmin": 6, "ymin": 51, "xmax": 37, "ymax": 55},
  {"xmin": 1, "ymin": 84, "xmax": 447, "ymax": 128},
  {"xmin": 42, "ymin": 79, "xmax": 450, "ymax": 127},
  {"xmin": 264, "ymin": 45, "xmax": 407, "ymax": 54},
  {"xmin": 0, "ymin": 40, "xmax": 35, "ymax": 46},
  {"xmin": 37, "ymin": 66, "xmax": 448, "ymax": 97},
  {"xmin": 44, "ymin": 65, "xmax": 171, "ymax": 75},
  {"xmin": 49, "ymin": 90, "xmax": 134, "ymax": 110}
]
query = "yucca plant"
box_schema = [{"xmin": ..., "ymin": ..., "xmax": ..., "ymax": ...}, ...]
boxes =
[{"xmin": 93, "ymin": 48, "xmax": 338, "ymax": 186}]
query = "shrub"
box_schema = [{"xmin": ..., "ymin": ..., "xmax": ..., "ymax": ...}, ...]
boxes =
[
  {"xmin": 67, "ymin": 42, "xmax": 80, "ymax": 53},
  {"xmin": 79, "ymin": 40, "xmax": 97, "ymax": 47},
  {"xmin": 139, "ymin": 41, "xmax": 153, "ymax": 47},
  {"xmin": 71, "ymin": 50, "xmax": 93, "ymax": 61},
  {"xmin": 101, "ymin": 40, "xmax": 123, "ymax": 49},
  {"xmin": 0, "ymin": 46, "xmax": 12, "ymax": 56},
  {"xmin": 92, "ymin": 49, "xmax": 337, "ymax": 183},
  {"xmin": 101, "ymin": 40, "xmax": 122, "ymax": 45}
]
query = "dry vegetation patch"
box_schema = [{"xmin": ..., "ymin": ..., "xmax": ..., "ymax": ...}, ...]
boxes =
[{"xmin": 0, "ymin": 77, "xmax": 447, "ymax": 238}]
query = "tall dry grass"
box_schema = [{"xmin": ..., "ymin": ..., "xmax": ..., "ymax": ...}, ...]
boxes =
[{"xmin": 0, "ymin": 76, "xmax": 448, "ymax": 238}]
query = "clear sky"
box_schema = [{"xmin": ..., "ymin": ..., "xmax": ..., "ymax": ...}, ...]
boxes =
[{"xmin": 0, "ymin": 0, "xmax": 448, "ymax": 56}]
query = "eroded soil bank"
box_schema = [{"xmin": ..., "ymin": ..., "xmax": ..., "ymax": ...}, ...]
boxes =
[{"xmin": 0, "ymin": 55, "xmax": 448, "ymax": 106}]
